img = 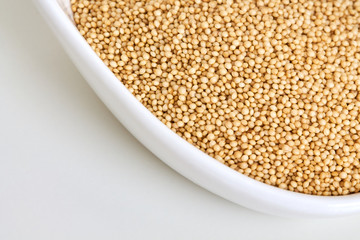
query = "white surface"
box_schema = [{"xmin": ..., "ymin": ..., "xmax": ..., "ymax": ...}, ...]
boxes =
[{"xmin": 1, "ymin": 0, "xmax": 360, "ymax": 239}]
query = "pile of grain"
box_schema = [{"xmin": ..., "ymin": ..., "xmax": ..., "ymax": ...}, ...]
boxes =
[{"xmin": 72, "ymin": 0, "xmax": 360, "ymax": 195}]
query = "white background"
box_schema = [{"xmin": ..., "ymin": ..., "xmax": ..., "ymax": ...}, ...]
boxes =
[{"xmin": 1, "ymin": 1, "xmax": 360, "ymax": 239}]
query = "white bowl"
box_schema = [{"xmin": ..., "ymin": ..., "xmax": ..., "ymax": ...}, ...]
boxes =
[{"xmin": 33, "ymin": 0, "xmax": 360, "ymax": 217}]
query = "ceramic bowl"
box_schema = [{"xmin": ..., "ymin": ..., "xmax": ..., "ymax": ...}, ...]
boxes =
[{"xmin": 33, "ymin": 0, "xmax": 360, "ymax": 217}]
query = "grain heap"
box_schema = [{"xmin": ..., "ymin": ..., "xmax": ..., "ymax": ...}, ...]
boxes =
[{"xmin": 72, "ymin": 0, "xmax": 360, "ymax": 195}]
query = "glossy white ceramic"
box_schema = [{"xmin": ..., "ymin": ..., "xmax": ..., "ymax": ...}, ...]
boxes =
[{"xmin": 33, "ymin": 0, "xmax": 360, "ymax": 217}]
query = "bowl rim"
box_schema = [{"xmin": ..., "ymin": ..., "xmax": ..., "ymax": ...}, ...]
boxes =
[{"xmin": 33, "ymin": 0, "xmax": 360, "ymax": 217}]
